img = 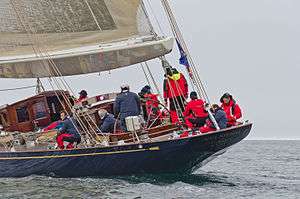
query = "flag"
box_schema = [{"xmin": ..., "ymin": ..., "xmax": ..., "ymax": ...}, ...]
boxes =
[
  {"xmin": 176, "ymin": 39, "xmax": 193, "ymax": 78},
  {"xmin": 176, "ymin": 39, "xmax": 190, "ymax": 67}
]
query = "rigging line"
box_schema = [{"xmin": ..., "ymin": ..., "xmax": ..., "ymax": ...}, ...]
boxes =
[
  {"xmin": 45, "ymin": 56, "xmax": 103, "ymax": 138},
  {"xmin": 140, "ymin": 65, "xmax": 158, "ymax": 124},
  {"xmin": 0, "ymin": 85, "xmax": 36, "ymax": 92},
  {"xmin": 46, "ymin": 78, "xmax": 89, "ymax": 147},
  {"xmin": 141, "ymin": 63, "xmax": 167, "ymax": 126},
  {"xmin": 11, "ymin": 1, "xmax": 101, "ymax": 146},
  {"xmin": 32, "ymin": 35, "xmax": 99, "ymax": 141},
  {"xmin": 161, "ymin": 58, "xmax": 187, "ymax": 112},
  {"xmin": 46, "ymin": 63, "xmax": 99, "ymax": 141},
  {"xmin": 35, "ymin": 78, "xmax": 45, "ymax": 94},
  {"xmin": 84, "ymin": 0, "xmax": 102, "ymax": 31},
  {"xmin": 141, "ymin": 0, "xmax": 158, "ymax": 37},
  {"xmin": 42, "ymin": 57, "xmax": 93, "ymax": 136},
  {"xmin": 162, "ymin": 0, "xmax": 210, "ymax": 103},
  {"xmin": 144, "ymin": 61, "xmax": 163, "ymax": 102},
  {"xmin": 162, "ymin": 1, "xmax": 222, "ymax": 128},
  {"xmin": 39, "ymin": 42, "xmax": 101, "ymax": 140},
  {"xmin": 20, "ymin": 14, "xmax": 93, "ymax": 136},
  {"xmin": 46, "ymin": 72, "xmax": 97, "ymax": 144},
  {"xmin": 161, "ymin": 64, "xmax": 184, "ymax": 121},
  {"xmin": 37, "ymin": 55, "xmax": 90, "ymax": 138},
  {"xmin": 11, "ymin": 2, "xmax": 96, "ymax": 143},
  {"xmin": 144, "ymin": 0, "xmax": 165, "ymax": 36},
  {"xmin": 66, "ymin": 2, "xmax": 129, "ymax": 137},
  {"xmin": 141, "ymin": 63, "xmax": 152, "ymax": 88},
  {"xmin": 160, "ymin": 1, "xmax": 206, "ymax": 99},
  {"xmin": 159, "ymin": 2, "xmax": 198, "ymax": 96}
]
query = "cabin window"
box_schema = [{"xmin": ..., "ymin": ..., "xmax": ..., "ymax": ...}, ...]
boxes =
[
  {"xmin": 16, "ymin": 106, "xmax": 29, "ymax": 123},
  {"xmin": 32, "ymin": 102, "xmax": 47, "ymax": 119}
]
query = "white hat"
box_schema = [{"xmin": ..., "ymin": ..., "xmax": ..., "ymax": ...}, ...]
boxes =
[
  {"xmin": 98, "ymin": 109, "xmax": 108, "ymax": 119},
  {"xmin": 120, "ymin": 84, "xmax": 130, "ymax": 91}
]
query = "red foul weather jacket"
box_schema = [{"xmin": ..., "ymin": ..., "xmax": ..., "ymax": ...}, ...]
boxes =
[
  {"xmin": 163, "ymin": 73, "xmax": 188, "ymax": 99},
  {"xmin": 221, "ymin": 100, "xmax": 242, "ymax": 124},
  {"xmin": 144, "ymin": 93, "xmax": 160, "ymax": 113},
  {"xmin": 183, "ymin": 99, "xmax": 208, "ymax": 118}
]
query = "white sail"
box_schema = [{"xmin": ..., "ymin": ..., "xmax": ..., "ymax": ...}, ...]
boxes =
[{"xmin": 0, "ymin": 0, "xmax": 173, "ymax": 78}]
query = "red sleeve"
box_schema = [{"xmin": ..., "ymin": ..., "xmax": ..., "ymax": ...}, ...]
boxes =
[
  {"xmin": 43, "ymin": 121, "xmax": 59, "ymax": 132},
  {"xmin": 181, "ymin": 74, "xmax": 188, "ymax": 97},
  {"xmin": 234, "ymin": 104, "xmax": 242, "ymax": 119},
  {"xmin": 183, "ymin": 103, "xmax": 191, "ymax": 117}
]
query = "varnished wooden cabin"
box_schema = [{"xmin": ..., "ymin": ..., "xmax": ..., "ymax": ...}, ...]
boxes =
[{"xmin": 0, "ymin": 91, "xmax": 71, "ymax": 132}]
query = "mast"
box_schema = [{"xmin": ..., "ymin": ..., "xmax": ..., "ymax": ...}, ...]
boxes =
[
  {"xmin": 160, "ymin": 0, "xmax": 220, "ymax": 129},
  {"xmin": 160, "ymin": 0, "xmax": 210, "ymax": 103}
]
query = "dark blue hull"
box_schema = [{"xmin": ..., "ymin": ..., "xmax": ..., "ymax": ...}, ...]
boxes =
[{"xmin": 0, "ymin": 124, "xmax": 252, "ymax": 177}]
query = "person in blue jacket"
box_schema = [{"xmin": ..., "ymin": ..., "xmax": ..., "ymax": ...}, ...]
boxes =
[
  {"xmin": 200, "ymin": 104, "xmax": 227, "ymax": 133},
  {"xmin": 56, "ymin": 111, "xmax": 81, "ymax": 149},
  {"xmin": 98, "ymin": 109, "xmax": 116, "ymax": 134},
  {"xmin": 114, "ymin": 84, "xmax": 141, "ymax": 131},
  {"xmin": 211, "ymin": 104, "xmax": 228, "ymax": 129}
]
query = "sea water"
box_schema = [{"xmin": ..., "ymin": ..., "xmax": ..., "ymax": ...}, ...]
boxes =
[{"xmin": 0, "ymin": 141, "xmax": 299, "ymax": 199}]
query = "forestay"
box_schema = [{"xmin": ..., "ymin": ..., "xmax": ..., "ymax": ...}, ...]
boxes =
[{"xmin": 0, "ymin": 0, "xmax": 173, "ymax": 78}]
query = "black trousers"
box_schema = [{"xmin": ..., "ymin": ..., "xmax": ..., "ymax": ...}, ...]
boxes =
[
  {"xmin": 63, "ymin": 136, "xmax": 81, "ymax": 144},
  {"xmin": 188, "ymin": 116, "xmax": 208, "ymax": 127},
  {"xmin": 169, "ymin": 96, "xmax": 186, "ymax": 112}
]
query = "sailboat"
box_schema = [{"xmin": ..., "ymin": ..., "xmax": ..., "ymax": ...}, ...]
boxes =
[{"xmin": 0, "ymin": 0, "xmax": 252, "ymax": 177}]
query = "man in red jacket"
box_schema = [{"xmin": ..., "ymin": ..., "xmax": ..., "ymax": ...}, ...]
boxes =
[
  {"xmin": 139, "ymin": 85, "xmax": 162, "ymax": 126},
  {"xmin": 76, "ymin": 90, "xmax": 88, "ymax": 104},
  {"xmin": 183, "ymin": 91, "xmax": 208, "ymax": 128},
  {"xmin": 220, "ymin": 93, "xmax": 242, "ymax": 127},
  {"xmin": 163, "ymin": 68, "xmax": 188, "ymax": 123}
]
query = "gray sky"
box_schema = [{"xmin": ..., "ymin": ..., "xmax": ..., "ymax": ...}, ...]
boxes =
[{"xmin": 0, "ymin": 0, "xmax": 298, "ymax": 139}]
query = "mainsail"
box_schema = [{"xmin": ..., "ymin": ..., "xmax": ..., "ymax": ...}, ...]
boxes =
[{"xmin": 0, "ymin": 0, "xmax": 173, "ymax": 78}]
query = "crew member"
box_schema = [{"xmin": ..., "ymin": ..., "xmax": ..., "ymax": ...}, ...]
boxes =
[
  {"xmin": 56, "ymin": 111, "xmax": 81, "ymax": 150},
  {"xmin": 76, "ymin": 90, "xmax": 88, "ymax": 103},
  {"xmin": 163, "ymin": 67, "xmax": 188, "ymax": 123},
  {"xmin": 43, "ymin": 120, "xmax": 63, "ymax": 132},
  {"xmin": 220, "ymin": 93, "xmax": 242, "ymax": 126},
  {"xmin": 114, "ymin": 84, "xmax": 141, "ymax": 131},
  {"xmin": 139, "ymin": 85, "xmax": 151, "ymax": 121},
  {"xmin": 183, "ymin": 91, "xmax": 208, "ymax": 128},
  {"xmin": 98, "ymin": 109, "xmax": 116, "ymax": 134},
  {"xmin": 200, "ymin": 104, "xmax": 227, "ymax": 133},
  {"xmin": 142, "ymin": 86, "xmax": 161, "ymax": 126}
]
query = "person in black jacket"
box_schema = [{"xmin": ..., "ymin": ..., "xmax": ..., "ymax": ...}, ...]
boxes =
[
  {"xmin": 138, "ymin": 85, "xmax": 151, "ymax": 121},
  {"xmin": 56, "ymin": 111, "xmax": 81, "ymax": 149},
  {"xmin": 114, "ymin": 84, "xmax": 141, "ymax": 131}
]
